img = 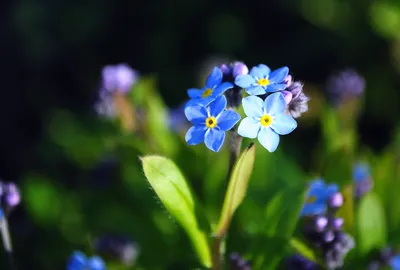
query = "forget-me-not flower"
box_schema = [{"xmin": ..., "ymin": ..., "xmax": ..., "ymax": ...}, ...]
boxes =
[
  {"xmin": 67, "ymin": 251, "xmax": 106, "ymax": 270},
  {"xmin": 186, "ymin": 67, "xmax": 233, "ymax": 107},
  {"xmin": 237, "ymin": 93, "xmax": 297, "ymax": 152},
  {"xmin": 235, "ymin": 64, "xmax": 289, "ymax": 95},
  {"xmin": 185, "ymin": 95, "xmax": 240, "ymax": 152},
  {"xmin": 301, "ymin": 179, "xmax": 339, "ymax": 216}
]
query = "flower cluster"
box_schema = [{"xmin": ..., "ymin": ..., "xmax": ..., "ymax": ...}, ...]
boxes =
[
  {"xmin": 184, "ymin": 62, "xmax": 309, "ymax": 152},
  {"xmin": 67, "ymin": 251, "xmax": 106, "ymax": 270},
  {"xmin": 95, "ymin": 63, "xmax": 138, "ymax": 118},
  {"xmin": 292, "ymin": 179, "xmax": 355, "ymax": 269}
]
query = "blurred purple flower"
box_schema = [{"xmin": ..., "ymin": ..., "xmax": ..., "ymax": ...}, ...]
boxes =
[
  {"xmin": 353, "ymin": 162, "xmax": 373, "ymax": 198},
  {"xmin": 94, "ymin": 94, "xmax": 117, "ymax": 118},
  {"xmin": 102, "ymin": 64, "xmax": 138, "ymax": 93},
  {"xmin": 325, "ymin": 69, "xmax": 366, "ymax": 105},
  {"xmin": 229, "ymin": 252, "xmax": 251, "ymax": 270},
  {"xmin": 285, "ymin": 254, "xmax": 319, "ymax": 270},
  {"xmin": 0, "ymin": 181, "xmax": 21, "ymax": 214}
]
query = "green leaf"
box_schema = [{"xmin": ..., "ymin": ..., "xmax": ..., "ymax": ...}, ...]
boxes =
[
  {"xmin": 337, "ymin": 185, "xmax": 355, "ymax": 233},
  {"xmin": 216, "ymin": 143, "xmax": 256, "ymax": 236},
  {"xmin": 290, "ymin": 238, "xmax": 317, "ymax": 262},
  {"xmin": 356, "ymin": 192, "xmax": 387, "ymax": 255},
  {"xmin": 140, "ymin": 155, "xmax": 211, "ymax": 267}
]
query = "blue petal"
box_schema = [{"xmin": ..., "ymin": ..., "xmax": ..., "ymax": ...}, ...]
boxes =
[
  {"xmin": 301, "ymin": 203, "xmax": 327, "ymax": 216},
  {"xmin": 185, "ymin": 126, "xmax": 207, "ymax": 145},
  {"xmin": 184, "ymin": 104, "xmax": 208, "ymax": 124},
  {"xmin": 268, "ymin": 66, "xmax": 289, "ymax": 84},
  {"xmin": 209, "ymin": 96, "xmax": 227, "ymax": 117},
  {"xmin": 205, "ymin": 67, "xmax": 223, "ymax": 88},
  {"xmin": 67, "ymin": 251, "xmax": 86, "ymax": 270},
  {"xmin": 390, "ymin": 255, "xmax": 400, "ymax": 270},
  {"xmin": 242, "ymin": 96, "xmax": 264, "ymax": 118},
  {"xmin": 353, "ymin": 163, "xmax": 370, "ymax": 182},
  {"xmin": 86, "ymin": 256, "xmax": 106, "ymax": 270},
  {"xmin": 264, "ymin": 92, "xmax": 286, "ymax": 115},
  {"xmin": 204, "ymin": 128, "xmax": 225, "ymax": 152},
  {"xmin": 235, "ymin": 74, "xmax": 256, "ymax": 89},
  {"xmin": 217, "ymin": 110, "xmax": 241, "ymax": 131},
  {"xmin": 265, "ymin": 83, "xmax": 287, "ymax": 92},
  {"xmin": 271, "ymin": 113, "xmax": 297, "ymax": 135},
  {"xmin": 212, "ymin": 82, "xmax": 233, "ymax": 97},
  {"xmin": 237, "ymin": 117, "xmax": 260, "ymax": 139},
  {"xmin": 245, "ymin": 85, "xmax": 267, "ymax": 95},
  {"xmin": 250, "ymin": 64, "xmax": 271, "ymax": 78},
  {"xmin": 325, "ymin": 184, "xmax": 339, "ymax": 198},
  {"xmin": 257, "ymin": 127, "xmax": 280, "ymax": 152},
  {"xmin": 308, "ymin": 179, "xmax": 325, "ymax": 195},
  {"xmin": 187, "ymin": 88, "xmax": 204, "ymax": 98}
]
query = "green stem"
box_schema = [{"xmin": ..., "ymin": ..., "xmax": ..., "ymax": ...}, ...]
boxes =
[{"xmin": 212, "ymin": 129, "xmax": 243, "ymax": 270}]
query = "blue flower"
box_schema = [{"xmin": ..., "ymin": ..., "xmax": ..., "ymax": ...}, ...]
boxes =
[
  {"xmin": 184, "ymin": 95, "xmax": 241, "ymax": 152},
  {"xmin": 67, "ymin": 251, "xmax": 106, "ymax": 270},
  {"xmin": 186, "ymin": 67, "xmax": 233, "ymax": 107},
  {"xmin": 301, "ymin": 179, "xmax": 339, "ymax": 216},
  {"xmin": 237, "ymin": 93, "xmax": 297, "ymax": 152},
  {"xmin": 235, "ymin": 64, "xmax": 289, "ymax": 95},
  {"xmin": 390, "ymin": 254, "xmax": 400, "ymax": 270}
]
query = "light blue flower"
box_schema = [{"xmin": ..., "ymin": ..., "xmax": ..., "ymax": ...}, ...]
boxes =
[
  {"xmin": 237, "ymin": 93, "xmax": 297, "ymax": 152},
  {"xmin": 185, "ymin": 95, "xmax": 241, "ymax": 152},
  {"xmin": 353, "ymin": 162, "xmax": 373, "ymax": 198},
  {"xmin": 186, "ymin": 67, "xmax": 233, "ymax": 107},
  {"xmin": 301, "ymin": 179, "xmax": 339, "ymax": 216},
  {"xmin": 390, "ymin": 254, "xmax": 400, "ymax": 270},
  {"xmin": 67, "ymin": 251, "xmax": 106, "ymax": 270},
  {"xmin": 235, "ymin": 64, "xmax": 289, "ymax": 95}
]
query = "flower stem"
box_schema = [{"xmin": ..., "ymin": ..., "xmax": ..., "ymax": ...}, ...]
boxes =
[
  {"xmin": 212, "ymin": 128, "xmax": 243, "ymax": 270},
  {"xmin": 0, "ymin": 216, "xmax": 16, "ymax": 270}
]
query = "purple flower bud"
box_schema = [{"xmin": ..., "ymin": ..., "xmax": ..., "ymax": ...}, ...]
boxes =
[
  {"xmin": 284, "ymin": 75, "xmax": 292, "ymax": 88},
  {"xmin": 219, "ymin": 64, "xmax": 231, "ymax": 75},
  {"xmin": 332, "ymin": 217, "xmax": 344, "ymax": 229},
  {"xmin": 102, "ymin": 64, "xmax": 138, "ymax": 93},
  {"xmin": 4, "ymin": 183, "xmax": 20, "ymax": 207},
  {"xmin": 281, "ymin": 90, "xmax": 293, "ymax": 105},
  {"xmin": 315, "ymin": 216, "xmax": 328, "ymax": 231},
  {"xmin": 229, "ymin": 252, "xmax": 251, "ymax": 270},
  {"xmin": 329, "ymin": 192, "xmax": 344, "ymax": 208},
  {"xmin": 231, "ymin": 62, "xmax": 248, "ymax": 78},
  {"xmin": 285, "ymin": 81, "xmax": 309, "ymax": 118},
  {"xmin": 324, "ymin": 230, "xmax": 335, "ymax": 242}
]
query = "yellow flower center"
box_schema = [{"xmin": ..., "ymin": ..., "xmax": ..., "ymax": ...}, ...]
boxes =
[
  {"xmin": 205, "ymin": 117, "xmax": 217, "ymax": 128},
  {"xmin": 260, "ymin": 115, "xmax": 272, "ymax": 127},
  {"xmin": 307, "ymin": 196, "xmax": 317, "ymax": 204},
  {"xmin": 257, "ymin": 78, "xmax": 270, "ymax": 87},
  {"xmin": 202, "ymin": 88, "xmax": 213, "ymax": 98}
]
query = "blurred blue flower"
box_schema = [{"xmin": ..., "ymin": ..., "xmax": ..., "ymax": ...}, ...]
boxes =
[
  {"xmin": 67, "ymin": 251, "xmax": 106, "ymax": 270},
  {"xmin": 168, "ymin": 103, "xmax": 190, "ymax": 133},
  {"xmin": 94, "ymin": 234, "xmax": 139, "ymax": 266},
  {"xmin": 390, "ymin": 254, "xmax": 400, "ymax": 270},
  {"xmin": 184, "ymin": 95, "xmax": 240, "ymax": 152},
  {"xmin": 353, "ymin": 162, "xmax": 373, "ymax": 198},
  {"xmin": 102, "ymin": 63, "xmax": 138, "ymax": 93},
  {"xmin": 237, "ymin": 93, "xmax": 297, "ymax": 152},
  {"xmin": 186, "ymin": 67, "xmax": 233, "ymax": 107},
  {"xmin": 235, "ymin": 64, "xmax": 288, "ymax": 95},
  {"xmin": 301, "ymin": 179, "xmax": 339, "ymax": 216}
]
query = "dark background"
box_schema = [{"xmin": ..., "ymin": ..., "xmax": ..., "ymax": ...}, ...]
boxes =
[{"xmin": 1, "ymin": 0, "xmax": 400, "ymax": 268}]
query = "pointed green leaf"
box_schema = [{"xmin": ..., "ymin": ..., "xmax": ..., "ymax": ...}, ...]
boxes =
[
  {"xmin": 216, "ymin": 144, "xmax": 256, "ymax": 236},
  {"xmin": 356, "ymin": 192, "xmax": 387, "ymax": 255},
  {"xmin": 290, "ymin": 238, "xmax": 317, "ymax": 262},
  {"xmin": 140, "ymin": 155, "xmax": 211, "ymax": 267}
]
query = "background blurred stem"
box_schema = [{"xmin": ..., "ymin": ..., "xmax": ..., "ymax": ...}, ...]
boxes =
[{"xmin": 212, "ymin": 129, "xmax": 243, "ymax": 270}]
